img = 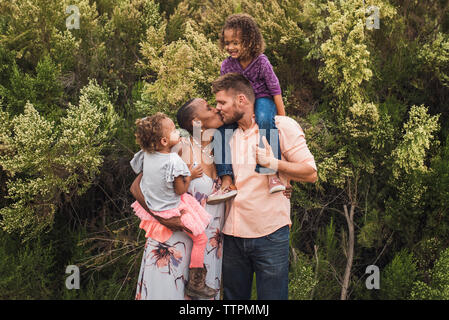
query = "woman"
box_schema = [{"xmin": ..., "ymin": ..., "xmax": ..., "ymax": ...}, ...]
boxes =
[{"xmin": 130, "ymin": 98, "xmax": 226, "ymax": 300}]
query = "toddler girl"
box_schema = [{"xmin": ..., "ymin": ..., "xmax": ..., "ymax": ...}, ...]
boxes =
[
  {"xmin": 130, "ymin": 112, "xmax": 216, "ymax": 299},
  {"xmin": 207, "ymin": 13, "xmax": 286, "ymax": 204}
]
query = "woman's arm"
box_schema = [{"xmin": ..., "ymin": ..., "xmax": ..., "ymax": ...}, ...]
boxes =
[{"xmin": 130, "ymin": 173, "xmax": 150, "ymax": 211}]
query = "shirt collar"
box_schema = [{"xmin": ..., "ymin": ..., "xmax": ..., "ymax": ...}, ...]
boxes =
[{"xmin": 237, "ymin": 114, "xmax": 257, "ymax": 135}]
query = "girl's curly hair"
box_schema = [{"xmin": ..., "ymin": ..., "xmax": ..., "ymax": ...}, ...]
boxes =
[
  {"xmin": 135, "ymin": 112, "xmax": 168, "ymax": 153},
  {"xmin": 219, "ymin": 13, "xmax": 265, "ymax": 61}
]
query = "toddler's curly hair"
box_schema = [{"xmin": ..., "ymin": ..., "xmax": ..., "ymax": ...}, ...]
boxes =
[
  {"xmin": 135, "ymin": 112, "xmax": 168, "ymax": 153},
  {"xmin": 219, "ymin": 13, "xmax": 265, "ymax": 61}
]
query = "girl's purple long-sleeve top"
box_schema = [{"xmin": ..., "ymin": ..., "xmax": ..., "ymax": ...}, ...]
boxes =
[{"xmin": 220, "ymin": 54, "xmax": 282, "ymax": 99}]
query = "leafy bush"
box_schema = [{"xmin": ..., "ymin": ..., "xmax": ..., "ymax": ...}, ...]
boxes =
[
  {"xmin": 0, "ymin": 230, "xmax": 57, "ymax": 299},
  {"xmin": 385, "ymin": 105, "xmax": 440, "ymax": 244},
  {"xmin": 0, "ymin": 80, "xmax": 118, "ymax": 240},
  {"xmin": 289, "ymin": 250, "xmax": 317, "ymax": 300},
  {"xmin": 1, "ymin": 55, "xmax": 64, "ymax": 119},
  {"xmin": 310, "ymin": 218, "xmax": 344, "ymax": 300},
  {"xmin": 411, "ymin": 247, "xmax": 449, "ymax": 300},
  {"xmin": 378, "ymin": 249, "xmax": 418, "ymax": 299},
  {"xmin": 137, "ymin": 21, "xmax": 226, "ymax": 118}
]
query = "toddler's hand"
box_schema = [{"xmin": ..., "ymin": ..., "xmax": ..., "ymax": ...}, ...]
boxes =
[{"xmin": 189, "ymin": 163, "xmax": 203, "ymax": 180}]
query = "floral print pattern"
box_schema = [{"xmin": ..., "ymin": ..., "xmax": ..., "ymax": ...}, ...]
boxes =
[
  {"xmin": 151, "ymin": 242, "xmax": 184, "ymax": 273},
  {"xmin": 135, "ymin": 173, "xmax": 225, "ymax": 300},
  {"xmin": 208, "ymin": 228, "xmax": 223, "ymax": 259}
]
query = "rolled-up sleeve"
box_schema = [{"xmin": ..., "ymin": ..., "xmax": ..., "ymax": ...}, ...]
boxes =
[{"xmin": 277, "ymin": 117, "xmax": 317, "ymax": 171}]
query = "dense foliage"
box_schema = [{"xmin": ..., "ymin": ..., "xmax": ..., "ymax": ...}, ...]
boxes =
[{"xmin": 0, "ymin": 0, "xmax": 448, "ymax": 299}]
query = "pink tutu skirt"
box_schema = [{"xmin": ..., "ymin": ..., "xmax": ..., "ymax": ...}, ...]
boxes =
[{"xmin": 131, "ymin": 193, "xmax": 211, "ymax": 241}]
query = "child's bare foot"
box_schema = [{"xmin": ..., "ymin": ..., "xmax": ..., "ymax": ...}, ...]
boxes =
[{"xmin": 268, "ymin": 174, "xmax": 286, "ymax": 194}]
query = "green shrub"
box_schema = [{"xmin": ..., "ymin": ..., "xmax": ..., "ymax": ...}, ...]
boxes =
[
  {"xmin": 289, "ymin": 250, "xmax": 317, "ymax": 300},
  {"xmin": 0, "ymin": 230, "xmax": 57, "ymax": 299},
  {"xmin": 411, "ymin": 247, "xmax": 449, "ymax": 300},
  {"xmin": 137, "ymin": 21, "xmax": 226, "ymax": 118},
  {"xmin": 378, "ymin": 249, "xmax": 418, "ymax": 300},
  {"xmin": 62, "ymin": 262, "xmax": 139, "ymax": 300},
  {"xmin": 2, "ymin": 55, "xmax": 64, "ymax": 120},
  {"xmin": 0, "ymin": 80, "xmax": 118, "ymax": 241},
  {"xmin": 311, "ymin": 219, "xmax": 344, "ymax": 300}
]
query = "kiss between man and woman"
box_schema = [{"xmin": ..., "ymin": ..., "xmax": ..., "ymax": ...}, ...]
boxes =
[
  {"xmin": 129, "ymin": 13, "xmax": 316, "ymax": 301},
  {"xmin": 130, "ymin": 72, "xmax": 317, "ymax": 300}
]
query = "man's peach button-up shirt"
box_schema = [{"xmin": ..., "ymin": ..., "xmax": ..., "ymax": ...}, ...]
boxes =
[{"xmin": 222, "ymin": 115, "xmax": 317, "ymax": 238}]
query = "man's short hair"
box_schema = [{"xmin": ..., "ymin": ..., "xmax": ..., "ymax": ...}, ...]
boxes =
[{"xmin": 211, "ymin": 73, "xmax": 255, "ymax": 103}]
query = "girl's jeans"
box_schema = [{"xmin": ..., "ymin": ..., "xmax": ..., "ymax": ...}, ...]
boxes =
[{"xmin": 213, "ymin": 97, "xmax": 282, "ymax": 177}]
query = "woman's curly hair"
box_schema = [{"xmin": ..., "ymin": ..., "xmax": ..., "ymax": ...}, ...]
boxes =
[
  {"xmin": 219, "ymin": 13, "xmax": 265, "ymax": 61},
  {"xmin": 135, "ymin": 112, "xmax": 168, "ymax": 153}
]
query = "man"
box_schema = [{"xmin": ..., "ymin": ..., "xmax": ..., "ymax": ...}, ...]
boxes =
[{"xmin": 212, "ymin": 73, "xmax": 317, "ymax": 300}]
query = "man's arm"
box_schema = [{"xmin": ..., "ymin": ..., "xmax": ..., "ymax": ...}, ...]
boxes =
[
  {"xmin": 276, "ymin": 160, "xmax": 317, "ymax": 183},
  {"xmin": 130, "ymin": 173, "xmax": 188, "ymax": 232},
  {"xmin": 256, "ymin": 135, "xmax": 317, "ymax": 183}
]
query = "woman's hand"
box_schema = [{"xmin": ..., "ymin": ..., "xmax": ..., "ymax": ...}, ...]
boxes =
[
  {"xmin": 189, "ymin": 163, "xmax": 204, "ymax": 180},
  {"xmin": 155, "ymin": 216, "xmax": 185, "ymax": 232},
  {"xmin": 156, "ymin": 209, "xmax": 192, "ymax": 234}
]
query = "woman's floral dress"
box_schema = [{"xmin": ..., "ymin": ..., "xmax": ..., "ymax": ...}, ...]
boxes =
[{"xmin": 135, "ymin": 165, "xmax": 225, "ymax": 300}]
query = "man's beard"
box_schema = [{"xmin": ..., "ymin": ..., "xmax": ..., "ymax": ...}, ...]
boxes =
[{"xmin": 222, "ymin": 102, "xmax": 244, "ymax": 124}]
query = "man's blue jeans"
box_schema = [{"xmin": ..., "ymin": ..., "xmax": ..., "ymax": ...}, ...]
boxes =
[
  {"xmin": 222, "ymin": 225, "xmax": 290, "ymax": 300},
  {"xmin": 214, "ymin": 97, "xmax": 282, "ymax": 177}
]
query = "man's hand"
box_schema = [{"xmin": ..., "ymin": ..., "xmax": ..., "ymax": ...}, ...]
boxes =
[
  {"xmin": 255, "ymin": 136, "xmax": 278, "ymax": 171},
  {"xmin": 283, "ymin": 183, "xmax": 292, "ymax": 199}
]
